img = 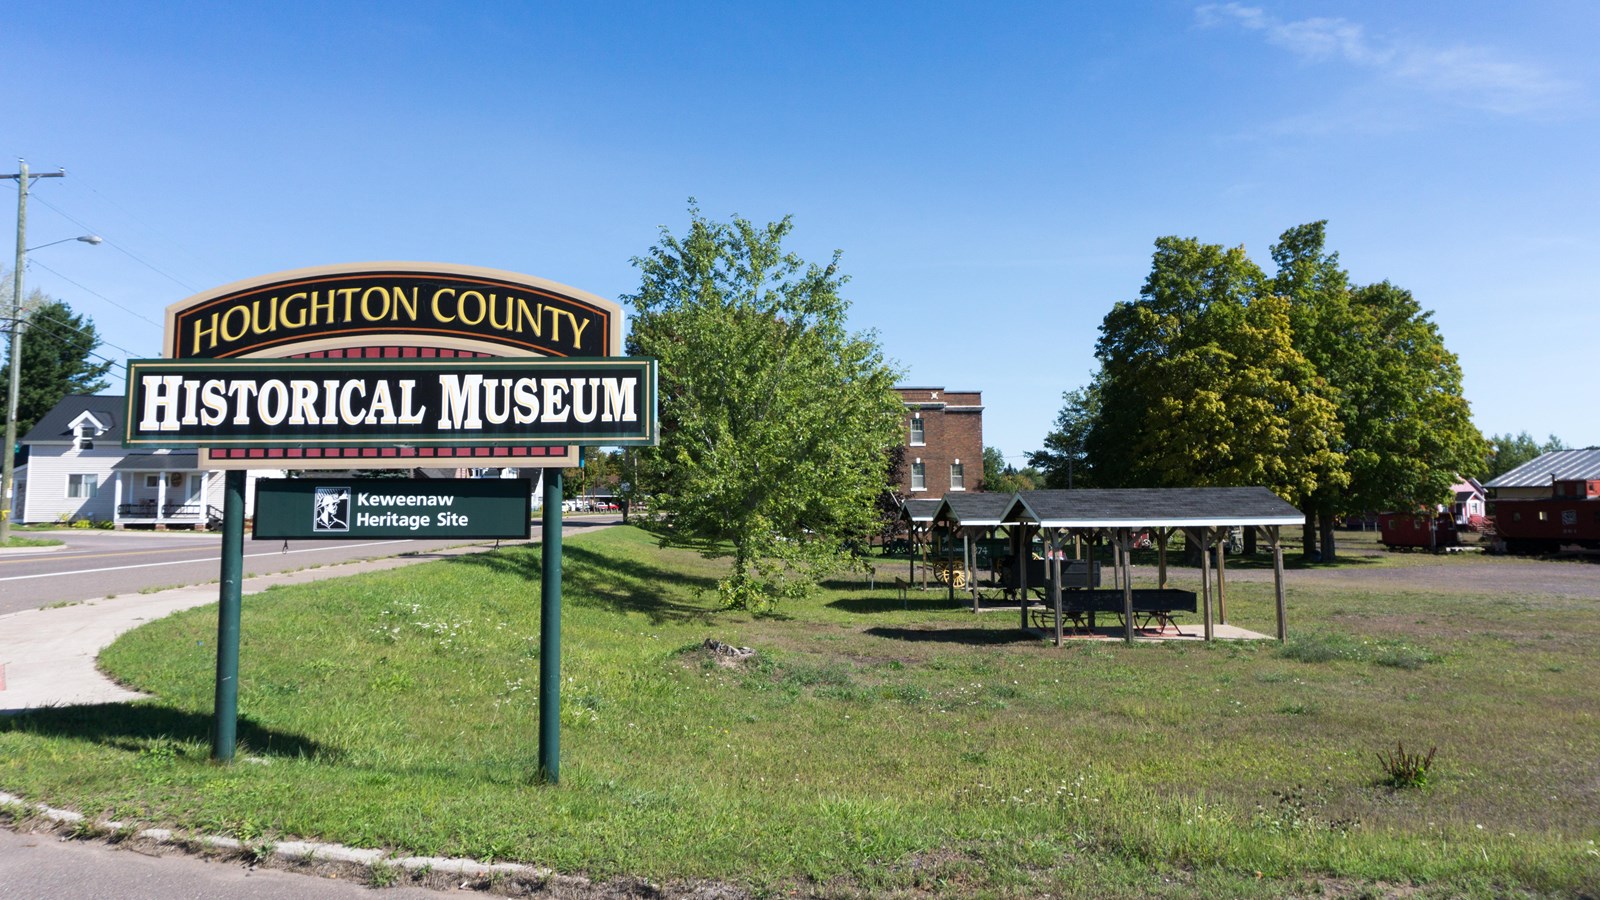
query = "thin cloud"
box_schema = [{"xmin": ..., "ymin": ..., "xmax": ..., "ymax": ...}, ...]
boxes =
[{"xmin": 1196, "ymin": 3, "xmax": 1576, "ymax": 116}]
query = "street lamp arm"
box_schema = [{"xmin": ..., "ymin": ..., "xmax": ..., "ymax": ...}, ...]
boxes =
[{"xmin": 26, "ymin": 235, "xmax": 103, "ymax": 252}]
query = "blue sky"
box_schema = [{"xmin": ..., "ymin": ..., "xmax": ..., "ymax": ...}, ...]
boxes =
[{"xmin": 6, "ymin": 2, "xmax": 1596, "ymax": 463}]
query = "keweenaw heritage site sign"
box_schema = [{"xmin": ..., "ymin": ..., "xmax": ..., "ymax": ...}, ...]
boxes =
[
  {"xmin": 130, "ymin": 261, "xmax": 653, "ymax": 783},
  {"xmin": 253, "ymin": 478, "xmax": 533, "ymax": 541}
]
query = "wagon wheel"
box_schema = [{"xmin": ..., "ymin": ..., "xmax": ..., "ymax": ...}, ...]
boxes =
[
  {"xmin": 951, "ymin": 569, "xmax": 967, "ymax": 590},
  {"xmin": 932, "ymin": 564, "xmax": 951, "ymax": 585}
]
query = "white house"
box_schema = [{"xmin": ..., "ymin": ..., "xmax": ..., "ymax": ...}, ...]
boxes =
[{"xmin": 12, "ymin": 395, "xmax": 282, "ymax": 528}]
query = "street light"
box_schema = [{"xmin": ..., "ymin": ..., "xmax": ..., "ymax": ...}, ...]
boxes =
[
  {"xmin": 27, "ymin": 234, "xmax": 103, "ymax": 252},
  {"xmin": 1, "ymin": 159, "xmax": 100, "ymax": 543}
]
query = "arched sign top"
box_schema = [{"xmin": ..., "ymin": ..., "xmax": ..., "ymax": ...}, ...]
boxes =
[{"xmin": 164, "ymin": 262, "xmax": 624, "ymax": 361}]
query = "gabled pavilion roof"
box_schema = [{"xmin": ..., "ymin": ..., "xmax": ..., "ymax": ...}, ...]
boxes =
[
  {"xmin": 898, "ymin": 498, "xmax": 944, "ymax": 524},
  {"xmin": 932, "ymin": 492, "xmax": 1013, "ymax": 528},
  {"xmin": 1003, "ymin": 487, "xmax": 1301, "ymax": 529}
]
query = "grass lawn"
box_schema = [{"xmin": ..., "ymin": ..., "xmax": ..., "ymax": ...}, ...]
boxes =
[
  {"xmin": 0, "ymin": 534, "xmax": 63, "ymax": 549},
  {"xmin": 2, "ymin": 526, "xmax": 1597, "ymax": 897}
]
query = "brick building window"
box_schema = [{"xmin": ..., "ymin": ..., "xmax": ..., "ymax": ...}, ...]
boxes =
[
  {"xmin": 911, "ymin": 460, "xmax": 926, "ymax": 491},
  {"xmin": 909, "ymin": 415, "xmax": 924, "ymax": 445},
  {"xmin": 950, "ymin": 460, "xmax": 964, "ymax": 491}
]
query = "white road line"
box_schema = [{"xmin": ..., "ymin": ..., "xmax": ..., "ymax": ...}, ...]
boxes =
[{"xmin": 0, "ymin": 540, "xmax": 417, "ymax": 583}]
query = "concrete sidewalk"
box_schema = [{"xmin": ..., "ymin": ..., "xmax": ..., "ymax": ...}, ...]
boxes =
[{"xmin": 0, "ymin": 536, "xmax": 564, "ymax": 715}]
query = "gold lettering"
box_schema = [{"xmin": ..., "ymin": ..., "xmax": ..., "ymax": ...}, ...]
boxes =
[
  {"xmin": 545, "ymin": 305, "xmax": 564, "ymax": 343},
  {"xmin": 249, "ymin": 297, "xmax": 278, "ymax": 336},
  {"xmin": 515, "ymin": 297, "xmax": 541, "ymax": 338},
  {"xmin": 432, "ymin": 287, "xmax": 457, "ymax": 323},
  {"xmin": 337, "ymin": 287, "xmax": 358, "ymax": 323},
  {"xmin": 393, "ymin": 286, "xmax": 418, "ymax": 322},
  {"xmin": 488, "ymin": 293, "xmax": 513, "ymax": 331},
  {"xmin": 360, "ymin": 286, "xmax": 390, "ymax": 322},
  {"xmin": 568, "ymin": 312, "xmax": 591, "ymax": 350},
  {"xmin": 280, "ymin": 292, "xmax": 308, "ymax": 329},
  {"xmin": 191, "ymin": 312, "xmax": 219, "ymax": 355},
  {"xmin": 309, "ymin": 290, "xmax": 334, "ymax": 326},
  {"xmin": 219, "ymin": 305, "xmax": 251, "ymax": 343},
  {"xmin": 458, "ymin": 290, "xmax": 486, "ymax": 326}
]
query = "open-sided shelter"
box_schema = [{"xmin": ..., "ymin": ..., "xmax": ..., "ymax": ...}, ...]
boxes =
[
  {"xmin": 930, "ymin": 492, "xmax": 1016, "ymax": 610},
  {"xmin": 1001, "ymin": 488, "xmax": 1302, "ymax": 645}
]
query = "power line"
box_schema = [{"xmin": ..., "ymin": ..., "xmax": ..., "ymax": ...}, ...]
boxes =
[
  {"xmin": 25, "ymin": 191, "xmax": 201, "ymax": 294},
  {"xmin": 23, "ymin": 257, "xmax": 164, "ymax": 329}
]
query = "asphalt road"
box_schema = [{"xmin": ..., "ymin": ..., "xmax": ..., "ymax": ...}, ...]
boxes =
[
  {"xmin": 0, "ymin": 515, "xmax": 623, "ymax": 616},
  {"xmin": 0, "ymin": 827, "xmax": 443, "ymax": 900}
]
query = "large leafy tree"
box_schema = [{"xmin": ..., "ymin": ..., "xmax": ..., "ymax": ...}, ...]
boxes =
[
  {"xmin": 624, "ymin": 206, "xmax": 903, "ymax": 610},
  {"xmin": 1085, "ymin": 236, "xmax": 1343, "ymax": 499},
  {"xmin": 1272, "ymin": 223, "xmax": 1483, "ymax": 558},
  {"xmin": 4, "ymin": 295, "xmax": 113, "ymax": 438}
]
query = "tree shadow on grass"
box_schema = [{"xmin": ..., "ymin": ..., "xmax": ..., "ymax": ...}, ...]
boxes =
[
  {"xmin": 441, "ymin": 544, "xmax": 718, "ymax": 626},
  {"xmin": 828, "ymin": 594, "xmax": 969, "ymax": 614},
  {"xmin": 0, "ymin": 703, "xmax": 328, "ymax": 759},
  {"xmin": 865, "ymin": 625, "xmax": 1038, "ymax": 646}
]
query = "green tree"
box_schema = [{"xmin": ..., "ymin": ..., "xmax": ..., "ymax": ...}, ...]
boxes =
[
  {"xmin": 981, "ymin": 446, "xmax": 1041, "ymax": 493},
  {"xmin": 1271, "ymin": 223, "xmax": 1482, "ymax": 559},
  {"xmin": 1029, "ymin": 381, "xmax": 1102, "ymax": 489},
  {"xmin": 624, "ymin": 205, "xmax": 904, "ymax": 610},
  {"xmin": 1085, "ymin": 236, "xmax": 1344, "ymax": 500},
  {"xmin": 1484, "ymin": 431, "xmax": 1567, "ymax": 480},
  {"xmin": 3, "ymin": 296, "xmax": 113, "ymax": 438}
]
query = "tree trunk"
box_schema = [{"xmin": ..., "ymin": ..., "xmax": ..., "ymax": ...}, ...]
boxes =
[
  {"xmin": 1302, "ymin": 511, "xmax": 1319, "ymax": 561},
  {"xmin": 1319, "ymin": 508, "xmax": 1337, "ymax": 562}
]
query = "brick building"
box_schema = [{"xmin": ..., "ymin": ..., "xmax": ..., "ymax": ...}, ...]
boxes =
[{"xmin": 896, "ymin": 386, "xmax": 983, "ymax": 496}]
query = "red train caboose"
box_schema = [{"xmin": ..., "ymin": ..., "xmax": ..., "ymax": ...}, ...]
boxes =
[
  {"xmin": 1489, "ymin": 479, "xmax": 1600, "ymax": 554},
  {"xmin": 1378, "ymin": 511, "xmax": 1460, "ymax": 551}
]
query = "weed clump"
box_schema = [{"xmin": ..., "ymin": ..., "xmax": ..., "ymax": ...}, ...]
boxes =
[{"xmin": 1377, "ymin": 741, "xmax": 1437, "ymax": 788}]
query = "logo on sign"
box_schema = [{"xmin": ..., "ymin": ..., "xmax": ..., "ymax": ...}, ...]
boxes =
[{"xmin": 314, "ymin": 487, "xmax": 351, "ymax": 533}]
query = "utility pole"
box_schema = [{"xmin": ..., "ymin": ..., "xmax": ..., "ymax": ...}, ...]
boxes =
[{"xmin": 1, "ymin": 161, "xmax": 66, "ymax": 544}]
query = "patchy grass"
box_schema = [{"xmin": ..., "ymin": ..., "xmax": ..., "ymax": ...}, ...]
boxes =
[
  {"xmin": 0, "ymin": 534, "xmax": 63, "ymax": 549},
  {"xmin": 1, "ymin": 526, "xmax": 1597, "ymax": 897}
]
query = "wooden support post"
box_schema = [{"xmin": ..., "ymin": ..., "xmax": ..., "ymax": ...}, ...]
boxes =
[
  {"xmin": 1049, "ymin": 530, "xmax": 1063, "ymax": 647},
  {"xmin": 966, "ymin": 531, "xmax": 978, "ymax": 613},
  {"xmin": 1120, "ymin": 529, "xmax": 1135, "ymax": 644},
  {"xmin": 1018, "ymin": 524, "xmax": 1031, "ymax": 632},
  {"xmin": 1157, "ymin": 528, "xmax": 1169, "ymax": 589},
  {"xmin": 1216, "ymin": 531, "xmax": 1228, "ymax": 625},
  {"xmin": 1200, "ymin": 528, "xmax": 1214, "ymax": 642},
  {"xmin": 1272, "ymin": 525, "xmax": 1287, "ymax": 642}
]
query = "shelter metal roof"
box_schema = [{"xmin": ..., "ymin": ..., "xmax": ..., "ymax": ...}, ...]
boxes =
[
  {"xmin": 932, "ymin": 492, "xmax": 1014, "ymax": 527},
  {"xmin": 898, "ymin": 498, "xmax": 944, "ymax": 524},
  {"xmin": 1003, "ymin": 487, "xmax": 1302, "ymax": 529},
  {"xmin": 1484, "ymin": 448, "xmax": 1600, "ymax": 489}
]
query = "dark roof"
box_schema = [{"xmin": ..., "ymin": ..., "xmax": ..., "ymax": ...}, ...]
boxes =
[
  {"xmin": 21, "ymin": 395, "xmax": 125, "ymax": 444},
  {"xmin": 111, "ymin": 451, "xmax": 201, "ymax": 472},
  {"xmin": 1484, "ymin": 448, "xmax": 1600, "ymax": 489},
  {"xmin": 1005, "ymin": 487, "xmax": 1302, "ymax": 528},
  {"xmin": 898, "ymin": 498, "xmax": 944, "ymax": 523},
  {"xmin": 933, "ymin": 492, "xmax": 1013, "ymax": 527}
]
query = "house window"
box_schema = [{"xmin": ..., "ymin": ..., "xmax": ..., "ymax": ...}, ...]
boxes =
[
  {"xmin": 67, "ymin": 474, "xmax": 99, "ymax": 499},
  {"xmin": 144, "ymin": 474, "xmax": 161, "ymax": 489},
  {"xmin": 950, "ymin": 460, "xmax": 964, "ymax": 491},
  {"xmin": 74, "ymin": 424, "xmax": 95, "ymax": 450},
  {"xmin": 911, "ymin": 460, "xmax": 926, "ymax": 491},
  {"xmin": 909, "ymin": 415, "xmax": 925, "ymax": 446}
]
